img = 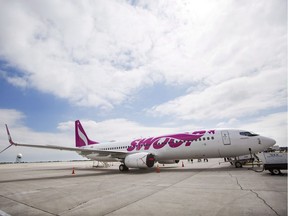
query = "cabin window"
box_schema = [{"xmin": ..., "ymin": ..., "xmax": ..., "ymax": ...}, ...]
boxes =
[
  {"xmin": 207, "ymin": 137, "xmax": 210, "ymax": 140},
  {"xmin": 203, "ymin": 137, "xmax": 206, "ymax": 141},
  {"xmin": 211, "ymin": 137, "xmax": 214, "ymax": 140}
]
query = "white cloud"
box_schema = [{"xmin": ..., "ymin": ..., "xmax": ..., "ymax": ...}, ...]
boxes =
[
  {"xmin": 242, "ymin": 112, "xmax": 287, "ymax": 146},
  {"xmin": 0, "ymin": 0, "xmax": 285, "ymax": 111},
  {"xmin": 0, "ymin": 0, "xmax": 172, "ymax": 109},
  {"xmin": 0, "ymin": 109, "xmax": 26, "ymax": 126},
  {"xmin": 0, "ymin": 109, "xmax": 79, "ymax": 162},
  {"xmin": 57, "ymin": 118, "xmax": 177, "ymax": 142},
  {"xmin": 0, "ymin": 69, "xmax": 30, "ymax": 90},
  {"xmin": 148, "ymin": 67, "xmax": 286, "ymax": 120}
]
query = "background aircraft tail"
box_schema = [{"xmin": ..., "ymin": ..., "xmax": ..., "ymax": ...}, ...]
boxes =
[{"xmin": 75, "ymin": 120, "xmax": 99, "ymax": 147}]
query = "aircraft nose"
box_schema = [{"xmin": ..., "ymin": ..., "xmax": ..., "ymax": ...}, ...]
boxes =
[{"xmin": 262, "ymin": 137, "xmax": 276, "ymax": 148}]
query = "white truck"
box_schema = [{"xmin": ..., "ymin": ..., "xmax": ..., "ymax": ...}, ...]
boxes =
[{"xmin": 259, "ymin": 152, "xmax": 287, "ymax": 175}]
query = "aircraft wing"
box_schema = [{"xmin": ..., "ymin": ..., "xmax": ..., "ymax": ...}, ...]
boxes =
[{"xmin": 0, "ymin": 124, "xmax": 129, "ymax": 159}]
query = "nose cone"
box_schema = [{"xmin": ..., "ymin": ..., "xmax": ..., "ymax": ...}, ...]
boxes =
[{"xmin": 262, "ymin": 137, "xmax": 276, "ymax": 148}]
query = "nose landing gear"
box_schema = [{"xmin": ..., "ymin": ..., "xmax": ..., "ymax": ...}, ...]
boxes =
[{"xmin": 234, "ymin": 161, "xmax": 243, "ymax": 168}]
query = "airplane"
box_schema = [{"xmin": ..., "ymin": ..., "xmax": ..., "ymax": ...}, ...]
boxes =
[{"xmin": 1, "ymin": 120, "xmax": 276, "ymax": 171}]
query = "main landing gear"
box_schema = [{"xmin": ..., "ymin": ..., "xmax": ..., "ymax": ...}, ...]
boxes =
[{"xmin": 119, "ymin": 164, "xmax": 129, "ymax": 172}]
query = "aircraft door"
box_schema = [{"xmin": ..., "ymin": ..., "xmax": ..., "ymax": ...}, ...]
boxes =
[{"xmin": 221, "ymin": 131, "xmax": 231, "ymax": 145}]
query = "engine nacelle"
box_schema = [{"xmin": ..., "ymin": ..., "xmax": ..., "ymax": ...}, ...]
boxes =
[
  {"xmin": 124, "ymin": 152, "xmax": 155, "ymax": 168},
  {"xmin": 158, "ymin": 160, "xmax": 180, "ymax": 164}
]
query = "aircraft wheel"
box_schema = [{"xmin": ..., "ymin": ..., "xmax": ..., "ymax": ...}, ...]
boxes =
[
  {"xmin": 269, "ymin": 169, "xmax": 281, "ymax": 175},
  {"xmin": 235, "ymin": 161, "xmax": 243, "ymax": 168},
  {"xmin": 119, "ymin": 164, "xmax": 129, "ymax": 172}
]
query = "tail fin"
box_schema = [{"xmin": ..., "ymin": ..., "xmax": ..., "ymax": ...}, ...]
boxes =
[{"xmin": 75, "ymin": 120, "xmax": 99, "ymax": 147}]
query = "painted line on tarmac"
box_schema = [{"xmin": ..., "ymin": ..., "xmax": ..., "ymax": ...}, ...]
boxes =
[{"xmin": 0, "ymin": 210, "xmax": 11, "ymax": 216}]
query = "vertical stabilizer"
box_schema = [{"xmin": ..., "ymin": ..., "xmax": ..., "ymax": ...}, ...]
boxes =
[{"xmin": 75, "ymin": 120, "xmax": 99, "ymax": 147}]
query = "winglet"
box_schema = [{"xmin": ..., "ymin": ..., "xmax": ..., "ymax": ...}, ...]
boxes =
[
  {"xmin": 5, "ymin": 124, "xmax": 14, "ymax": 145},
  {"xmin": 0, "ymin": 124, "xmax": 15, "ymax": 154}
]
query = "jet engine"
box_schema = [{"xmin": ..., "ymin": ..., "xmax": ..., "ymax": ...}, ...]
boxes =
[
  {"xmin": 158, "ymin": 160, "xmax": 180, "ymax": 164},
  {"xmin": 124, "ymin": 152, "xmax": 155, "ymax": 168}
]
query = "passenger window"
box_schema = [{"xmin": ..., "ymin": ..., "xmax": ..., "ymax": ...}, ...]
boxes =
[
  {"xmin": 203, "ymin": 138, "xmax": 206, "ymax": 141},
  {"xmin": 207, "ymin": 137, "xmax": 210, "ymax": 140}
]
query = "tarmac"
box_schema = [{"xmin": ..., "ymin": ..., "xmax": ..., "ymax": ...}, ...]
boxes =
[{"xmin": 0, "ymin": 159, "xmax": 287, "ymax": 216}]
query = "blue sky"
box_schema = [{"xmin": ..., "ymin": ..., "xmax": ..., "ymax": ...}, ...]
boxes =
[{"xmin": 0, "ymin": 0, "xmax": 287, "ymax": 162}]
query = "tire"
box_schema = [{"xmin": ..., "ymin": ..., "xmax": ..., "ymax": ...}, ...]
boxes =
[
  {"xmin": 119, "ymin": 164, "xmax": 129, "ymax": 172},
  {"xmin": 235, "ymin": 161, "xmax": 243, "ymax": 168},
  {"xmin": 119, "ymin": 164, "xmax": 125, "ymax": 172},
  {"xmin": 269, "ymin": 169, "xmax": 281, "ymax": 175}
]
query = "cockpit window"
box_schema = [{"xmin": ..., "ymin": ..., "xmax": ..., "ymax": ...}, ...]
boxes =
[{"xmin": 240, "ymin": 131, "xmax": 259, "ymax": 137}]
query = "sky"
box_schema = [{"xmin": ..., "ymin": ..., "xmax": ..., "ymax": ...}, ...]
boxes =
[{"xmin": 0, "ymin": 0, "xmax": 287, "ymax": 162}]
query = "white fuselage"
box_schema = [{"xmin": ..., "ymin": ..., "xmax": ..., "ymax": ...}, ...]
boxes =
[{"xmin": 78, "ymin": 129, "xmax": 275, "ymax": 162}]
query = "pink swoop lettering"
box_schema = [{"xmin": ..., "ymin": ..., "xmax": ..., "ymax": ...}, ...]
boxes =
[{"xmin": 127, "ymin": 130, "xmax": 215, "ymax": 151}]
